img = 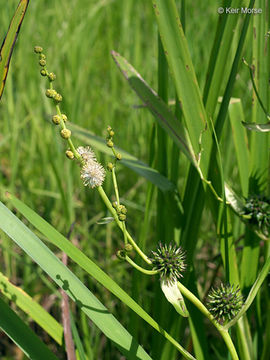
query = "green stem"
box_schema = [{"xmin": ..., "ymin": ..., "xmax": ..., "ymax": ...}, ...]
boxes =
[
  {"xmin": 225, "ymin": 255, "xmax": 270, "ymax": 329},
  {"xmin": 125, "ymin": 255, "xmax": 159, "ymax": 275},
  {"xmin": 111, "ymin": 167, "xmax": 120, "ymax": 204},
  {"xmin": 219, "ymin": 329, "xmax": 239, "ymax": 360},
  {"xmin": 97, "ymin": 186, "xmax": 152, "ymax": 265},
  {"xmin": 243, "ymin": 59, "xmax": 270, "ymax": 119}
]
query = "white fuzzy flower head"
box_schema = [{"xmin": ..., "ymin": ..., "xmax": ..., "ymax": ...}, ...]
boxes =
[
  {"xmin": 77, "ymin": 146, "xmax": 96, "ymax": 163},
  {"xmin": 80, "ymin": 159, "xmax": 105, "ymax": 188}
]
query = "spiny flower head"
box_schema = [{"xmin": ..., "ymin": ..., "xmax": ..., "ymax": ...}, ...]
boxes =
[
  {"xmin": 151, "ymin": 243, "xmax": 186, "ymax": 284},
  {"xmin": 243, "ymin": 195, "xmax": 270, "ymax": 235},
  {"xmin": 207, "ymin": 283, "xmax": 243, "ymax": 324}
]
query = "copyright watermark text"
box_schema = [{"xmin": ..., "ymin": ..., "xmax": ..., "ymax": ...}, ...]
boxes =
[{"xmin": 218, "ymin": 7, "xmax": 262, "ymax": 14}]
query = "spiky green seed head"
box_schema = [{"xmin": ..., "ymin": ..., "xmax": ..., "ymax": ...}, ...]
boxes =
[
  {"xmin": 207, "ymin": 283, "xmax": 243, "ymax": 324},
  {"xmin": 40, "ymin": 69, "xmax": 47, "ymax": 77},
  {"xmin": 54, "ymin": 93, "xmax": 62, "ymax": 103},
  {"xmin": 34, "ymin": 46, "xmax": 43, "ymax": 54},
  {"xmin": 151, "ymin": 243, "xmax": 186, "ymax": 284},
  {"xmin": 60, "ymin": 129, "xmax": 71, "ymax": 139},
  {"xmin": 107, "ymin": 162, "xmax": 114, "ymax": 171},
  {"xmin": 39, "ymin": 59, "xmax": 46, "ymax": 67},
  {"xmin": 243, "ymin": 195, "xmax": 270, "ymax": 235},
  {"xmin": 39, "ymin": 54, "xmax": 46, "ymax": 60},
  {"xmin": 116, "ymin": 153, "xmax": 122, "ymax": 160},
  {"xmin": 65, "ymin": 150, "xmax": 74, "ymax": 159},
  {"xmin": 52, "ymin": 115, "xmax": 61, "ymax": 125},
  {"xmin": 62, "ymin": 114, "xmax": 67, "ymax": 122},
  {"xmin": 48, "ymin": 72, "xmax": 56, "ymax": 81},
  {"xmin": 107, "ymin": 139, "xmax": 114, "ymax": 148},
  {"xmin": 45, "ymin": 89, "xmax": 57, "ymax": 98}
]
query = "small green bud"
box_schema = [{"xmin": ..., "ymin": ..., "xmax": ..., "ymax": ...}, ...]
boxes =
[
  {"xmin": 54, "ymin": 93, "xmax": 62, "ymax": 103},
  {"xmin": 107, "ymin": 162, "xmax": 114, "ymax": 171},
  {"xmin": 39, "ymin": 59, "xmax": 46, "ymax": 67},
  {"xmin": 48, "ymin": 72, "xmax": 56, "ymax": 81},
  {"xmin": 65, "ymin": 150, "xmax": 74, "ymax": 159},
  {"xmin": 112, "ymin": 201, "xmax": 118, "ymax": 208},
  {"xmin": 34, "ymin": 46, "xmax": 43, "ymax": 53},
  {"xmin": 39, "ymin": 54, "xmax": 46, "ymax": 60},
  {"xmin": 107, "ymin": 125, "xmax": 113, "ymax": 133},
  {"xmin": 107, "ymin": 139, "xmax": 114, "ymax": 148},
  {"xmin": 52, "ymin": 115, "xmax": 61, "ymax": 125},
  {"xmin": 124, "ymin": 244, "xmax": 133, "ymax": 252},
  {"xmin": 45, "ymin": 89, "xmax": 57, "ymax": 98},
  {"xmin": 116, "ymin": 250, "xmax": 126, "ymax": 260},
  {"xmin": 109, "ymin": 130, "xmax": 114, "ymax": 137},
  {"xmin": 116, "ymin": 153, "xmax": 122, "ymax": 160},
  {"xmin": 62, "ymin": 114, "xmax": 67, "ymax": 122},
  {"xmin": 40, "ymin": 69, "xmax": 47, "ymax": 77},
  {"xmin": 120, "ymin": 205, "xmax": 127, "ymax": 215},
  {"xmin": 118, "ymin": 213, "xmax": 126, "ymax": 221},
  {"xmin": 60, "ymin": 129, "xmax": 71, "ymax": 139}
]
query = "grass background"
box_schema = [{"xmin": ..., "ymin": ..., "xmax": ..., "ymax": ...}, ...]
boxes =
[{"xmin": 0, "ymin": 0, "xmax": 268, "ymax": 359}]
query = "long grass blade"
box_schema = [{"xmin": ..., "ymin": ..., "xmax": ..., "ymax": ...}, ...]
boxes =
[
  {"xmin": 6, "ymin": 195, "xmax": 196, "ymax": 360},
  {"xmin": 0, "ymin": 271, "xmax": 63, "ymax": 345},
  {"xmin": 0, "ymin": 295, "xmax": 59, "ymax": 360},
  {"xmin": 0, "ymin": 0, "xmax": 29, "ymax": 99},
  {"xmin": 0, "ymin": 201, "xmax": 152, "ymax": 360}
]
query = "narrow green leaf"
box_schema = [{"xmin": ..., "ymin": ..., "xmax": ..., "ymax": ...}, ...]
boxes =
[
  {"xmin": 0, "ymin": 201, "xmax": 152, "ymax": 360},
  {"xmin": 7, "ymin": 195, "xmax": 195, "ymax": 360},
  {"xmin": 228, "ymin": 99, "xmax": 249, "ymax": 196},
  {"xmin": 0, "ymin": 295, "xmax": 59, "ymax": 360},
  {"xmin": 152, "ymin": 0, "xmax": 213, "ymax": 177},
  {"xmin": 69, "ymin": 122, "xmax": 175, "ymax": 192},
  {"xmin": 0, "ymin": 0, "xmax": 29, "ymax": 99},
  {"xmin": 242, "ymin": 122, "xmax": 270, "ymax": 132},
  {"xmin": 110, "ymin": 51, "xmax": 197, "ymax": 167},
  {"xmin": 0, "ymin": 271, "xmax": 63, "ymax": 345}
]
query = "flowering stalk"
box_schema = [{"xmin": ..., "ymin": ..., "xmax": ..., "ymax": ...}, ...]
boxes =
[
  {"xmin": 34, "ymin": 46, "xmax": 151, "ymax": 266},
  {"xmin": 97, "ymin": 186, "xmax": 152, "ymax": 264},
  {"xmin": 106, "ymin": 126, "xmax": 129, "ymax": 245}
]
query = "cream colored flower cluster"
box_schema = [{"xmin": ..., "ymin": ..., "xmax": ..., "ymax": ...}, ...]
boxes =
[{"xmin": 77, "ymin": 146, "xmax": 105, "ymax": 188}]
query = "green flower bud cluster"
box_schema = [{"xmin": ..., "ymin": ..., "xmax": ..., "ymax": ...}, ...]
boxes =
[
  {"xmin": 151, "ymin": 243, "xmax": 186, "ymax": 285},
  {"xmin": 207, "ymin": 284, "xmax": 243, "ymax": 324},
  {"xmin": 34, "ymin": 46, "xmax": 74, "ymax": 159},
  {"xmin": 106, "ymin": 125, "xmax": 121, "ymax": 160},
  {"xmin": 34, "ymin": 46, "xmax": 56, "ymax": 83},
  {"xmin": 242, "ymin": 195, "xmax": 270, "ymax": 236},
  {"xmin": 116, "ymin": 244, "xmax": 133, "ymax": 260},
  {"xmin": 112, "ymin": 202, "xmax": 127, "ymax": 221},
  {"xmin": 34, "ymin": 46, "xmax": 60, "ymax": 106}
]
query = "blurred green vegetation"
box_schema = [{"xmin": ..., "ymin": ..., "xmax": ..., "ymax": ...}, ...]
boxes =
[{"xmin": 0, "ymin": 0, "xmax": 262, "ymax": 359}]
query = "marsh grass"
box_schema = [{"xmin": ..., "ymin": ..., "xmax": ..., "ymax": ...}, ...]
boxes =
[{"xmin": 0, "ymin": 0, "xmax": 269, "ymax": 359}]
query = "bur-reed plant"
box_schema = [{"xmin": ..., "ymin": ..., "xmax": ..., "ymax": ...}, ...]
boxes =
[{"xmin": 0, "ymin": 0, "xmax": 270, "ymax": 359}]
